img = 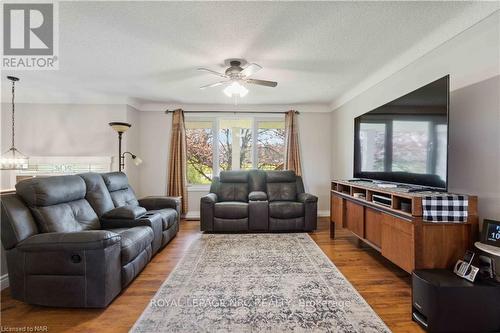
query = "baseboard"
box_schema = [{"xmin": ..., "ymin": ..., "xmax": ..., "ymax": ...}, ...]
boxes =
[
  {"xmin": 185, "ymin": 211, "xmax": 200, "ymax": 220},
  {"xmin": 318, "ymin": 210, "xmax": 330, "ymax": 217},
  {"xmin": 186, "ymin": 210, "xmax": 329, "ymax": 220},
  {"xmin": 1, "ymin": 274, "xmax": 9, "ymax": 290}
]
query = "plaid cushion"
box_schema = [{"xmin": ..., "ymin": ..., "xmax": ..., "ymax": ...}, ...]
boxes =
[{"xmin": 422, "ymin": 195, "xmax": 468, "ymax": 222}]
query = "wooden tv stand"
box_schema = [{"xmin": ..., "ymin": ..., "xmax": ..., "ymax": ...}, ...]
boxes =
[{"xmin": 330, "ymin": 180, "xmax": 478, "ymax": 273}]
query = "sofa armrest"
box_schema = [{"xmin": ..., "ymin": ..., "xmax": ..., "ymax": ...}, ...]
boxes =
[
  {"xmin": 102, "ymin": 205, "xmax": 147, "ymax": 220},
  {"xmin": 138, "ymin": 196, "xmax": 181, "ymax": 211},
  {"xmin": 297, "ymin": 193, "xmax": 318, "ymax": 231},
  {"xmin": 201, "ymin": 193, "xmax": 218, "ymax": 205},
  {"xmin": 139, "ymin": 196, "xmax": 181, "ymax": 225},
  {"xmin": 249, "ymin": 191, "xmax": 267, "ymax": 201},
  {"xmin": 200, "ymin": 193, "xmax": 217, "ymax": 232},
  {"xmin": 100, "ymin": 216, "xmax": 153, "ymax": 229},
  {"xmin": 297, "ymin": 193, "xmax": 318, "ymax": 203},
  {"xmin": 17, "ymin": 230, "xmax": 120, "ymax": 252}
]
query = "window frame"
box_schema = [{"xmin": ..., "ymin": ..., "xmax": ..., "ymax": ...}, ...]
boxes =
[{"xmin": 185, "ymin": 114, "xmax": 285, "ymax": 189}]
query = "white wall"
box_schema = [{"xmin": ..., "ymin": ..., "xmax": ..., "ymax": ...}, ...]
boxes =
[
  {"xmin": 137, "ymin": 104, "xmax": 333, "ymax": 217},
  {"xmin": 331, "ymin": 12, "xmax": 500, "ymax": 224},
  {"xmin": 124, "ymin": 105, "xmax": 142, "ymax": 190},
  {"xmin": 448, "ymin": 76, "xmax": 500, "ymax": 223},
  {"xmin": 138, "ymin": 111, "xmax": 172, "ymax": 197},
  {"xmin": 298, "ymin": 112, "xmax": 332, "ymax": 214},
  {"xmin": 0, "ymin": 103, "xmax": 141, "ymax": 189}
]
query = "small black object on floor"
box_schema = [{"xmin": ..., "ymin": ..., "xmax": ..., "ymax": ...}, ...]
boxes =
[{"xmin": 412, "ymin": 269, "xmax": 500, "ymax": 333}]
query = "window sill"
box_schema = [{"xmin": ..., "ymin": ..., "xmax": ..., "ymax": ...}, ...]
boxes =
[{"xmin": 188, "ymin": 185, "xmax": 210, "ymax": 192}]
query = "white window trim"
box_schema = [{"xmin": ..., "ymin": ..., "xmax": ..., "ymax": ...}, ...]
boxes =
[
  {"xmin": 185, "ymin": 114, "xmax": 285, "ymax": 186},
  {"xmin": 188, "ymin": 184, "xmax": 211, "ymax": 192}
]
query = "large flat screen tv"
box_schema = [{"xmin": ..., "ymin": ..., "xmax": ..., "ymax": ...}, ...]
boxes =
[{"xmin": 354, "ymin": 75, "xmax": 449, "ymax": 190}]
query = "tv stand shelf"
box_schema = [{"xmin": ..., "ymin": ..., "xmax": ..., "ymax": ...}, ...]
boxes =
[{"xmin": 330, "ymin": 180, "xmax": 478, "ymax": 273}]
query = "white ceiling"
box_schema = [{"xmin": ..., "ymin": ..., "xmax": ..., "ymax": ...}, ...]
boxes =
[{"xmin": 1, "ymin": 1, "xmax": 499, "ymax": 108}]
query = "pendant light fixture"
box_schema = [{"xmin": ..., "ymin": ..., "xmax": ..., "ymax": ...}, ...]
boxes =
[{"xmin": 0, "ymin": 76, "xmax": 29, "ymax": 170}]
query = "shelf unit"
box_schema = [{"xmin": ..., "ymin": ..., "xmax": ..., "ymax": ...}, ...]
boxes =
[{"xmin": 330, "ymin": 180, "xmax": 478, "ymax": 273}]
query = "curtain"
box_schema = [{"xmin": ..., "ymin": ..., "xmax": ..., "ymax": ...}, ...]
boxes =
[
  {"xmin": 284, "ymin": 110, "xmax": 302, "ymax": 176},
  {"xmin": 167, "ymin": 109, "xmax": 188, "ymax": 214}
]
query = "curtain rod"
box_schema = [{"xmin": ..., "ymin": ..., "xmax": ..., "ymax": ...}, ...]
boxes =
[{"xmin": 164, "ymin": 109, "xmax": 299, "ymax": 115}]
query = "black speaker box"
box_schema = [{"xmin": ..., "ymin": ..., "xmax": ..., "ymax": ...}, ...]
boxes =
[{"xmin": 412, "ymin": 269, "xmax": 500, "ymax": 333}]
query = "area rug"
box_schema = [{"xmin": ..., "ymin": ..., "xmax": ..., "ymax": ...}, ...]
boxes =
[{"xmin": 131, "ymin": 233, "xmax": 391, "ymax": 333}]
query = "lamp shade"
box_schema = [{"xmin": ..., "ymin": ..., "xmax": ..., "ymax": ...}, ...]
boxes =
[
  {"xmin": 132, "ymin": 156, "xmax": 143, "ymax": 166},
  {"xmin": 109, "ymin": 122, "xmax": 131, "ymax": 133}
]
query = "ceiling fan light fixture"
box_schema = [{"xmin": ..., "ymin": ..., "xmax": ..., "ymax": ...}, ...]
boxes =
[{"xmin": 223, "ymin": 81, "xmax": 248, "ymax": 98}]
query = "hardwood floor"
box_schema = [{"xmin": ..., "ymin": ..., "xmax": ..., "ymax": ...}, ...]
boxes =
[{"xmin": 1, "ymin": 218, "xmax": 424, "ymax": 333}]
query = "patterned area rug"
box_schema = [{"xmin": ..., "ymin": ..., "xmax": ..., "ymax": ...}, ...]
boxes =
[{"xmin": 132, "ymin": 234, "xmax": 391, "ymax": 333}]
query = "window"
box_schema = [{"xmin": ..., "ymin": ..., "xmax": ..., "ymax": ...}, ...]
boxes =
[
  {"xmin": 435, "ymin": 124, "xmax": 447, "ymax": 181},
  {"xmin": 186, "ymin": 121, "xmax": 213, "ymax": 185},
  {"xmin": 392, "ymin": 120, "xmax": 429, "ymax": 173},
  {"xmin": 257, "ymin": 121, "xmax": 285, "ymax": 170},
  {"xmin": 358, "ymin": 118, "xmax": 445, "ymax": 178},
  {"xmin": 185, "ymin": 116, "xmax": 285, "ymax": 185},
  {"xmin": 359, "ymin": 122, "xmax": 386, "ymax": 172},
  {"xmin": 218, "ymin": 118, "xmax": 253, "ymax": 171}
]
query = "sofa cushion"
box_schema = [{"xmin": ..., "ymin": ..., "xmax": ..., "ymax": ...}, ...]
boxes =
[
  {"xmin": 219, "ymin": 171, "xmax": 249, "ymax": 183},
  {"xmin": 16, "ymin": 175, "xmax": 87, "ymax": 207},
  {"xmin": 101, "ymin": 172, "xmax": 139, "ymax": 207},
  {"xmin": 109, "ymin": 189, "xmax": 139, "ymax": 207},
  {"xmin": 107, "ymin": 226, "xmax": 154, "ymax": 265},
  {"xmin": 15, "ymin": 175, "xmax": 100, "ymax": 233},
  {"xmin": 266, "ymin": 170, "xmax": 296, "ymax": 183},
  {"xmin": 269, "ymin": 201, "xmax": 304, "ymax": 219},
  {"xmin": 217, "ymin": 171, "xmax": 249, "ymax": 202},
  {"xmin": 79, "ymin": 172, "xmax": 115, "ymax": 217},
  {"xmin": 219, "ymin": 183, "xmax": 249, "ymax": 202},
  {"xmin": 101, "ymin": 172, "xmax": 129, "ymax": 192},
  {"xmin": 267, "ymin": 182, "xmax": 297, "ymax": 202},
  {"xmin": 31, "ymin": 199, "xmax": 100, "ymax": 233},
  {"xmin": 214, "ymin": 202, "xmax": 248, "ymax": 219},
  {"xmin": 147, "ymin": 208, "xmax": 177, "ymax": 229}
]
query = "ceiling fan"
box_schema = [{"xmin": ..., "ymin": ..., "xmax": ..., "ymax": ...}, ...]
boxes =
[{"xmin": 197, "ymin": 59, "xmax": 278, "ymax": 97}]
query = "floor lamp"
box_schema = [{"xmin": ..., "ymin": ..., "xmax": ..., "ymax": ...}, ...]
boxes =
[{"xmin": 109, "ymin": 122, "xmax": 142, "ymax": 172}]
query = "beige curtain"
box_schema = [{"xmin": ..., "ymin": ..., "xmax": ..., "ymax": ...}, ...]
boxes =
[
  {"xmin": 284, "ymin": 110, "xmax": 302, "ymax": 176},
  {"xmin": 167, "ymin": 109, "xmax": 188, "ymax": 214}
]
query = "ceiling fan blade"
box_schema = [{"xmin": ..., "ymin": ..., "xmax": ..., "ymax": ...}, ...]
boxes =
[
  {"xmin": 240, "ymin": 63, "xmax": 262, "ymax": 77},
  {"xmin": 199, "ymin": 80, "xmax": 228, "ymax": 89},
  {"xmin": 246, "ymin": 79, "xmax": 278, "ymax": 87},
  {"xmin": 197, "ymin": 68, "xmax": 227, "ymax": 78}
]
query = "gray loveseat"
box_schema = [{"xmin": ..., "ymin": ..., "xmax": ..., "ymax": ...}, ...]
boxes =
[
  {"xmin": 201, "ymin": 170, "xmax": 318, "ymax": 232},
  {"xmin": 0, "ymin": 172, "xmax": 179, "ymax": 308}
]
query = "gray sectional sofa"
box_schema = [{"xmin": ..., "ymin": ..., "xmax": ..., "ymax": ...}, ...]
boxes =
[
  {"xmin": 201, "ymin": 170, "xmax": 318, "ymax": 232},
  {"xmin": 0, "ymin": 172, "xmax": 179, "ymax": 308}
]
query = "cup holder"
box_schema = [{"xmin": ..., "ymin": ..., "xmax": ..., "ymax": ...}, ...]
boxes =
[{"xmin": 71, "ymin": 254, "xmax": 82, "ymax": 263}]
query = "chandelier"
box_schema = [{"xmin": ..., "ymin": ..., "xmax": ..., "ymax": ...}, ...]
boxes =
[{"xmin": 0, "ymin": 76, "xmax": 29, "ymax": 170}]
